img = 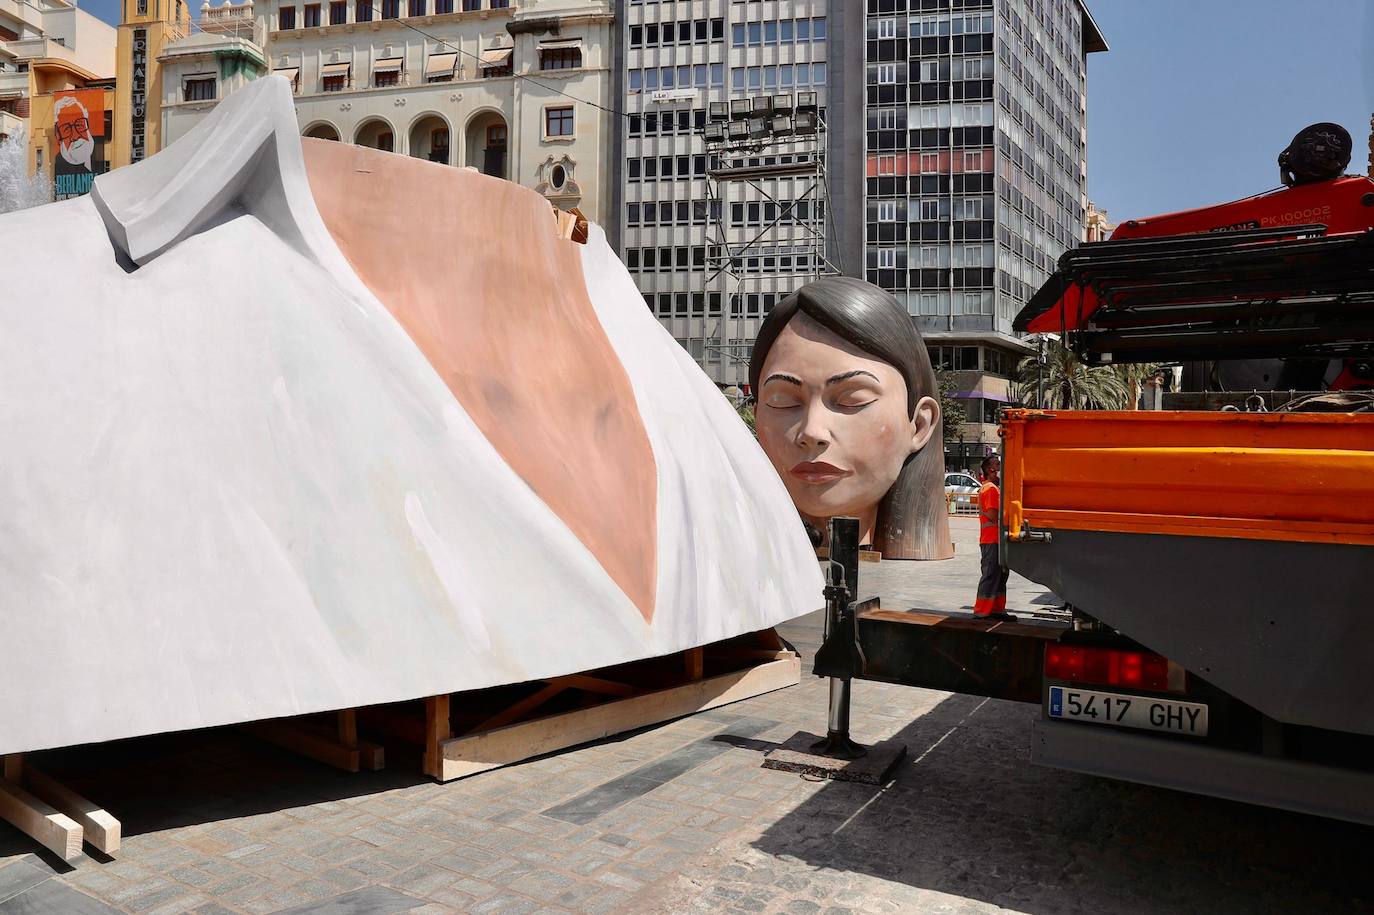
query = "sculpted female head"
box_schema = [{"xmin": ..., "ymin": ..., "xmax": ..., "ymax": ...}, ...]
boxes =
[{"xmin": 749, "ymin": 277, "xmax": 953, "ymax": 560}]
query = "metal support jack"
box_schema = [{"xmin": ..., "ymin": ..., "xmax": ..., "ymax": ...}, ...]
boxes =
[{"xmin": 810, "ymin": 516, "xmax": 867, "ymax": 759}]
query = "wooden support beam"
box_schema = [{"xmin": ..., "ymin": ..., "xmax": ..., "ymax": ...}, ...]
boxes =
[
  {"xmin": 334, "ymin": 710, "xmax": 384, "ymax": 771},
  {"xmin": 0, "ymin": 777, "xmax": 82, "ymax": 861},
  {"xmin": 21, "ymin": 766, "xmax": 120, "ymax": 855},
  {"xmin": 423, "ymin": 695, "xmax": 451, "ymax": 779},
  {"xmin": 470, "ymin": 683, "xmax": 566, "ymax": 734},
  {"xmin": 337, "ymin": 710, "xmax": 357, "ymax": 747},
  {"xmin": 436, "ymin": 655, "xmax": 800, "ymax": 781},
  {"xmin": 685, "ymin": 647, "xmax": 705, "ymax": 681},
  {"xmin": 2, "ymin": 754, "xmax": 21, "ymax": 782},
  {"xmin": 549, "ymin": 674, "xmax": 641, "ymax": 698},
  {"xmin": 704, "ymin": 646, "xmax": 794, "ymax": 663},
  {"xmin": 241, "ymin": 720, "xmax": 361, "ymax": 773}
]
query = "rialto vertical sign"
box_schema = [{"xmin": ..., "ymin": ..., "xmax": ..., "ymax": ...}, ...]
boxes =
[{"xmin": 131, "ymin": 28, "xmax": 147, "ymax": 161}]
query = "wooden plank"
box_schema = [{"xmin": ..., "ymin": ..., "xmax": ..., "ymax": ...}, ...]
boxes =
[
  {"xmin": 2, "ymin": 754, "xmax": 21, "ymax": 782},
  {"xmin": 337, "ymin": 710, "xmax": 358, "ymax": 747},
  {"xmin": 0, "ymin": 777, "xmax": 82, "ymax": 861},
  {"xmin": 470, "ymin": 683, "xmax": 566, "ymax": 734},
  {"xmin": 22, "ymin": 766, "xmax": 120, "ymax": 855},
  {"xmin": 438, "ymin": 655, "xmax": 800, "ymax": 781},
  {"xmin": 685, "ymin": 647, "xmax": 704, "ymax": 681},
  {"xmin": 241, "ymin": 720, "xmax": 361, "ymax": 773},
  {"xmin": 550, "ymin": 674, "xmax": 640, "ymax": 698},
  {"xmin": 704, "ymin": 646, "xmax": 793, "ymax": 663},
  {"xmin": 423, "ymin": 695, "xmax": 451, "ymax": 779}
]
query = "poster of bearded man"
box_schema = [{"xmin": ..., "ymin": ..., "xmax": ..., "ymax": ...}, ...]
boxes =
[{"xmin": 53, "ymin": 89, "xmax": 105, "ymax": 200}]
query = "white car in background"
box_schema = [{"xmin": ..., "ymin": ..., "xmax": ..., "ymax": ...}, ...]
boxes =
[{"xmin": 944, "ymin": 472, "xmax": 981, "ymax": 513}]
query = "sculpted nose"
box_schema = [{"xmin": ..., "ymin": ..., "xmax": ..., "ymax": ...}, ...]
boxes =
[{"xmin": 795, "ymin": 401, "xmax": 829, "ymax": 450}]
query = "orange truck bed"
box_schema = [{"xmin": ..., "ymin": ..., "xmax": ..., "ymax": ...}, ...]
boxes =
[{"xmin": 1001, "ymin": 409, "xmax": 1374, "ymax": 548}]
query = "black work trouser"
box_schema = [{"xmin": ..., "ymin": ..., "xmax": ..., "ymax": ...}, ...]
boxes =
[{"xmin": 975, "ymin": 542, "xmax": 1009, "ymax": 615}]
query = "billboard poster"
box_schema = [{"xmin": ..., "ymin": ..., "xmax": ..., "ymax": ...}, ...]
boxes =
[{"xmin": 53, "ymin": 88, "xmax": 105, "ymax": 200}]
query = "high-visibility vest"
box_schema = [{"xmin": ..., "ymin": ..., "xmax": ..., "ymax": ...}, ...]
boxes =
[{"xmin": 978, "ymin": 481, "xmax": 999, "ymax": 544}]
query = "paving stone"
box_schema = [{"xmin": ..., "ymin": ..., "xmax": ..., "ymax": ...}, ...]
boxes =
[
  {"xmin": 0, "ymin": 880, "xmax": 123, "ymax": 914},
  {"xmin": 0, "ymin": 860, "xmax": 49, "ymax": 905}
]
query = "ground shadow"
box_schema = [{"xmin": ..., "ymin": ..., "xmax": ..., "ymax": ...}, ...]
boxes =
[{"xmin": 747, "ymin": 689, "xmax": 1374, "ymax": 913}]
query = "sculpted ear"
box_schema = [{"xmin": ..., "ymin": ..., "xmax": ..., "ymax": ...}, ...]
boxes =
[{"xmin": 909, "ymin": 394, "xmax": 939, "ymax": 454}]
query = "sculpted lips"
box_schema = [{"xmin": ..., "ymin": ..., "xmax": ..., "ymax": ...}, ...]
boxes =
[{"xmin": 790, "ymin": 461, "xmax": 850, "ymax": 484}]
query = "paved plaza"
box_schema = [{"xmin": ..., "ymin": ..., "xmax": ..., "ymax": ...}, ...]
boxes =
[{"xmin": 0, "ymin": 518, "xmax": 1369, "ymax": 914}]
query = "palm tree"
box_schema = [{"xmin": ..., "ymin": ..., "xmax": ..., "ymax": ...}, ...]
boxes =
[
  {"xmin": 1014, "ymin": 338, "xmax": 1126, "ymax": 410},
  {"xmin": 1112, "ymin": 363, "xmax": 1166, "ymax": 410}
]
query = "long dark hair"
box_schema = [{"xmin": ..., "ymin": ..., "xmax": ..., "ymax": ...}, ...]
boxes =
[{"xmin": 749, "ymin": 276, "xmax": 952, "ymax": 560}]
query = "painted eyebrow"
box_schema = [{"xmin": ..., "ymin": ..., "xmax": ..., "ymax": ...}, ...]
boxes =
[
  {"xmin": 762, "ymin": 373, "xmax": 802, "ymax": 386},
  {"xmin": 826, "ymin": 370, "xmax": 881, "ymax": 386}
]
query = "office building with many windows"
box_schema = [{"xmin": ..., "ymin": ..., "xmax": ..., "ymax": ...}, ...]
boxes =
[
  {"xmin": 613, "ymin": 0, "xmax": 847, "ymax": 387},
  {"xmin": 854, "ymin": 0, "xmax": 1104, "ymax": 462}
]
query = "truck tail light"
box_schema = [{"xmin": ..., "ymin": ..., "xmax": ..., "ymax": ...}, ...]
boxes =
[{"xmin": 1044, "ymin": 644, "xmax": 1185, "ymax": 693}]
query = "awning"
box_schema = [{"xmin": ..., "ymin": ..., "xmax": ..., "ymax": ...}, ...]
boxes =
[
  {"xmin": 425, "ymin": 52, "xmax": 457, "ymax": 76},
  {"xmin": 373, "ymin": 57, "xmax": 403, "ymax": 74},
  {"xmin": 479, "ymin": 47, "xmax": 512, "ymax": 67},
  {"xmin": 321, "ymin": 62, "xmax": 351, "ymax": 76},
  {"xmin": 272, "ymin": 67, "xmax": 299, "ymax": 83},
  {"xmin": 538, "ymin": 38, "xmax": 581, "ymax": 50}
]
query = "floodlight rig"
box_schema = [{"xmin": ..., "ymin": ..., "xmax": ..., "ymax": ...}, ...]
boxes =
[{"xmin": 698, "ymin": 92, "xmax": 840, "ymax": 380}]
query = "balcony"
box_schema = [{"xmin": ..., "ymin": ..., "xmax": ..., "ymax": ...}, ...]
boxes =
[
  {"xmin": 199, "ymin": 0, "xmax": 259, "ymax": 38},
  {"xmin": 0, "ymin": 70, "xmax": 27, "ymax": 96}
]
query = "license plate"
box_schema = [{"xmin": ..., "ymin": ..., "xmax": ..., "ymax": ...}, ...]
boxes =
[{"xmin": 1047, "ymin": 686, "xmax": 1208, "ymax": 737}]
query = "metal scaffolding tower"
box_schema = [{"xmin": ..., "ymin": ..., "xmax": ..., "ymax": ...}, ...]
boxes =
[{"xmin": 698, "ymin": 90, "xmax": 839, "ymax": 385}]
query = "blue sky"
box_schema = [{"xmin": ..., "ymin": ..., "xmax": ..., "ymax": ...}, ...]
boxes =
[
  {"xmin": 1084, "ymin": 0, "xmax": 1372, "ymax": 222},
  {"xmin": 80, "ymin": 0, "xmax": 1372, "ymax": 224}
]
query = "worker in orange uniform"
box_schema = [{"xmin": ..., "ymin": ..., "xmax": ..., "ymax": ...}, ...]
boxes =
[{"xmin": 974, "ymin": 455, "xmax": 1013, "ymax": 619}]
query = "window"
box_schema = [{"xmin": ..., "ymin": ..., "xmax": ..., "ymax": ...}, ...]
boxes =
[
  {"xmin": 407, "ymin": 0, "xmax": 424, "ymax": 14},
  {"xmin": 136, "ymin": 0, "xmax": 146, "ymax": 12},
  {"xmin": 877, "ymin": 18, "xmax": 896, "ymax": 39},
  {"xmin": 435, "ymin": 0, "xmax": 451, "ymax": 11},
  {"xmin": 877, "ymin": 201, "xmax": 896, "ymax": 222},
  {"xmin": 278, "ymin": 6, "xmax": 296, "ymax": 28},
  {"xmin": 374, "ymin": 69, "xmax": 399, "ymax": 87},
  {"xmin": 964, "ymin": 150, "xmax": 984, "ymax": 171},
  {"xmin": 183, "ymin": 75, "xmax": 216, "ymax": 101},
  {"xmin": 920, "ymin": 60, "xmax": 939, "ymax": 82},
  {"xmin": 965, "ymin": 245, "xmax": 983, "ymax": 267},
  {"xmin": 323, "ymin": 73, "xmax": 347, "ymax": 91},
  {"xmin": 919, "ymin": 198, "xmax": 938, "ymax": 220},
  {"xmin": 877, "ymin": 248, "xmax": 896, "ymax": 269},
  {"xmin": 462, "ymin": 0, "xmax": 480, "ymax": 7},
  {"xmin": 355, "ymin": 0, "xmax": 371, "ymax": 20},
  {"xmin": 877, "ymin": 108, "xmax": 897, "ymax": 130},
  {"xmin": 329, "ymin": 0, "xmax": 346, "ymax": 23},
  {"xmin": 540, "ymin": 45, "xmax": 582, "ymax": 70},
  {"xmin": 380, "ymin": 0, "xmax": 398, "ymax": 18},
  {"xmin": 545, "ymin": 105, "xmax": 573, "ymax": 138},
  {"xmin": 876, "ymin": 155, "xmax": 897, "ymax": 176},
  {"xmin": 877, "ymin": 63, "xmax": 895, "ymax": 85},
  {"xmin": 303, "ymin": 3, "xmax": 320, "ymax": 25}
]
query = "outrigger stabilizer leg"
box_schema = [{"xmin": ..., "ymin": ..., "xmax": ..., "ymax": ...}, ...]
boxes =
[{"xmin": 810, "ymin": 516, "xmax": 867, "ymax": 759}]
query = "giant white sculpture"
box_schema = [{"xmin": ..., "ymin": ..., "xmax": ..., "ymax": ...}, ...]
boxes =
[{"xmin": 0, "ymin": 77, "xmax": 822, "ymax": 757}]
